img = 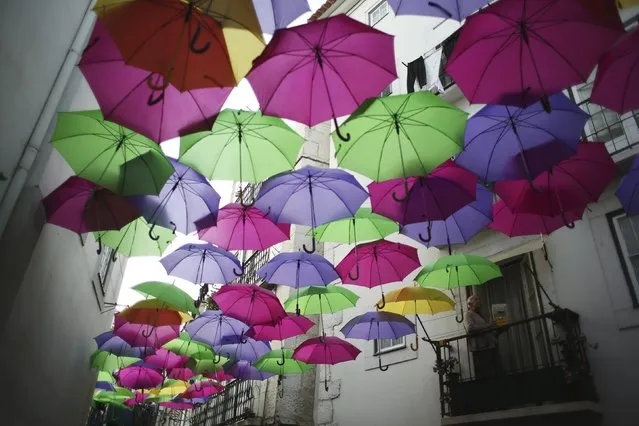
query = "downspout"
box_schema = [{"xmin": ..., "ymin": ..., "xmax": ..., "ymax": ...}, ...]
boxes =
[{"xmin": 0, "ymin": 0, "xmax": 96, "ymax": 239}]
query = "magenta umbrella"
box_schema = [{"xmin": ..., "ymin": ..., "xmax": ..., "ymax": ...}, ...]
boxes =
[
  {"xmin": 446, "ymin": 0, "xmax": 622, "ymax": 108},
  {"xmin": 247, "ymin": 313, "xmax": 314, "ymax": 341},
  {"xmin": 336, "ymin": 240, "xmax": 420, "ymax": 309},
  {"xmin": 168, "ymin": 368, "xmax": 195, "ymax": 381},
  {"xmin": 196, "ymin": 203, "xmax": 290, "ymax": 251},
  {"xmin": 79, "ymin": 21, "xmax": 231, "ymax": 143},
  {"xmin": 144, "ymin": 349, "xmax": 188, "ymax": 370},
  {"xmin": 368, "ymin": 161, "xmax": 477, "ymax": 225},
  {"xmin": 160, "ymin": 401, "xmax": 194, "ymax": 410},
  {"xmin": 125, "ymin": 392, "xmax": 149, "ymax": 407},
  {"xmin": 183, "ymin": 381, "xmax": 224, "ymax": 399},
  {"xmin": 115, "ymin": 366, "xmax": 163, "ymax": 390},
  {"xmin": 203, "ymin": 370, "xmax": 235, "ymax": 382},
  {"xmin": 293, "ymin": 336, "xmax": 361, "ymax": 391},
  {"xmin": 113, "ymin": 314, "xmax": 180, "ymax": 349},
  {"xmin": 213, "ymin": 284, "xmax": 287, "ymax": 326},
  {"xmin": 247, "ymin": 14, "xmax": 396, "ymax": 141},
  {"xmin": 489, "ymin": 200, "xmax": 581, "ymax": 237},
  {"xmin": 591, "ymin": 28, "xmax": 639, "ymax": 114}
]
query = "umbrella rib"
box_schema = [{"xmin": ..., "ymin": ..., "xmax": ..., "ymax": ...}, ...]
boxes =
[{"xmin": 526, "ymin": 26, "xmax": 590, "ymax": 81}]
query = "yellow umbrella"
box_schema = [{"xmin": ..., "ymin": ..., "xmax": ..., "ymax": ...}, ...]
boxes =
[
  {"xmin": 119, "ymin": 299, "xmax": 193, "ymax": 326},
  {"xmin": 149, "ymin": 379, "xmax": 189, "ymax": 397},
  {"xmin": 617, "ymin": 0, "xmax": 639, "ymax": 8}
]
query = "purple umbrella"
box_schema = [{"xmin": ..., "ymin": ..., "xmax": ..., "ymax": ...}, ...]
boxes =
[
  {"xmin": 254, "ymin": 166, "xmax": 368, "ymax": 253},
  {"xmin": 129, "ymin": 158, "xmax": 220, "ymax": 237},
  {"xmin": 186, "ymin": 310, "xmax": 250, "ymax": 353},
  {"xmin": 616, "ymin": 156, "xmax": 639, "ymax": 215},
  {"xmin": 113, "ymin": 314, "xmax": 180, "ymax": 349},
  {"xmin": 388, "ymin": 0, "xmax": 490, "ymax": 21},
  {"xmin": 253, "ymin": 0, "xmax": 310, "ymax": 34},
  {"xmin": 214, "ymin": 336, "xmax": 271, "ymax": 362},
  {"xmin": 94, "ymin": 331, "xmax": 154, "ymax": 358},
  {"xmin": 79, "ymin": 21, "xmax": 231, "ymax": 144},
  {"xmin": 401, "ymin": 184, "xmax": 493, "ymax": 250},
  {"xmin": 257, "ymin": 251, "xmax": 339, "ymax": 292},
  {"xmin": 224, "ymin": 360, "xmax": 275, "ymax": 381},
  {"xmin": 455, "ymin": 93, "xmax": 589, "ymax": 183},
  {"xmin": 160, "ymin": 243, "xmax": 242, "ymax": 284},
  {"xmin": 96, "ymin": 382, "xmax": 116, "ymax": 392}
]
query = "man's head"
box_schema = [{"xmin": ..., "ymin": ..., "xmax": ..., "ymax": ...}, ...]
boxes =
[{"xmin": 467, "ymin": 294, "xmax": 481, "ymax": 313}]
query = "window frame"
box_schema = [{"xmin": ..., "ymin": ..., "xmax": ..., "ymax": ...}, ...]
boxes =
[
  {"xmin": 97, "ymin": 246, "xmax": 114, "ymax": 294},
  {"xmin": 373, "ymin": 336, "xmax": 406, "ymax": 355},
  {"xmin": 368, "ymin": 0, "xmax": 389, "ymax": 26},
  {"xmin": 607, "ymin": 210, "xmax": 639, "ymax": 307},
  {"xmin": 381, "ymin": 83, "xmax": 393, "ymax": 97}
]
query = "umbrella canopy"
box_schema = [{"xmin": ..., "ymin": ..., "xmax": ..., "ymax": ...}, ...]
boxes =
[
  {"xmin": 119, "ymin": 301, "xmax": 192, "ymax": 327},
  {"xmin": 283, "ymin": 285, "xmax": 359, "ymax": 315},
  {"xmin": 401, "ymin": 184, "xmax": 493, "ymax": 248},
  {"xmin": 388, "ymin": 0, "xmax": 490, "ymax": 21},
  {"xmin": 254, "ymin": 0, "xmax": 310, "ymax": 34},
  {"xmin": 616, "ymin": 155, "xmax": 639, "ymax": 215},
  {"xmin": 368, "ymin": 161, "xmax": 477, "ymax": 224},
  {"xmin": 213, "ymin": 284, "xmax": 286, "ymax": 326},
  {"xmin": 293, "ymin": 336, "xmax": 361, "ymax": 365},
  {"xmin": 309, "ymin": 208, "xmax": 398, "ymax": 245},
  {"xmin": 455, "ymin": 93, "xmax": 589, "ymax": 183},
  {"xmin": 489, "ymin": 200, "xmax": 581, "ymax": 237},
  {"xmin": 592, "ymin": 28, "xmax": 639, "ymax": 114},
  {"xmin": 183, "ymin": 381, "xmax": 225, "ymax": 399},
  {"xmin": 98, "ymin": 371, "xmax": 116, "ymax": 384},
  {"xmin": 149, "ymin": 379, "xmax": 190, "ymax": 397},
  {"xmin": 94, "ymin": 331, "xmax": 154, "ymax": 358},
  {"xmin": 185, "ymin": 311, "xmax": 250, "ymax": 347},
  {"xmin": 203, "ymin": 370, "xmax": 235, "ymax": 382},
  {"xmin": 379, "ymin": 286, "xmax": 456, "ymax": 316},
  {"xmin": 168, "ymin": 368, "xmax": 195, "ymax": 381},
  {"xmin": 114, "ymin": 314, "xmax": 180, "ymax": 349},
  {"xmin": 415, "ymin": 254, "xmax": 502, "ymax": 289},
  {"xmin": 197, "ymin": 204, "xmax": 290, "ymax": 251},
  {"xmin": 188, "ymin": 357, "xmax": 230, "ymax": 374},
  {"xmin": 144, "ymin": 349, "xmax": 188, "ymax": 370},
  {"xmin": 160, "ymin": 243, "xmax": 242, "ymax": 284},
  {"xmin": 43, "ymin": 176, "xmax": 140, "ymax": 234},
  {"xmin": 340, "ymin": 311, "xmax": 415, "ymax": 340},
  {"xmin": 93, "ymin": 387, "xmax": 135, "ymax": 404},
  {"xmin": 164, "ymin": 332, "xmax": 216, "ymax": 359},
  {"xmin": 125, "ymin": 392, "xmax": 150, "ymax": 407},
  {"xmin": 254, "ymin": 349, "xmax": 313, "ymax": 374},
  {"xmin": 52, "ymin": 110, "xmax": 173, "ymax": 196},
  {"xmin": 334, "ymin": 93, "xmax": 467, "ymax": 182},
  {"xmin": 94, "ymin": 218, "xmax": 174, "ymax": 259},
  {"xmin": 96, "ymin": 382, "xmax": 116, "ymax": 392},
  {"xmin": 247, "ymin": 14, "xmax": 396, "ymax": 138},
  {"xmin": 128, "ymin": 158, "xmax": 220, "ymax": 236},
  {"xmin": 446, "ymin": 0, "xmax": 622, "ymax": 107},
  {"xmin": 132, "ymin": 282, "xmax": 198, "ymax": 316},
  {"xmin": 214, "ymin": 336, "xmax": 271, "ymax": 362},
  {"xmin": 247, "ymin": 313, "xmax": 315, "ymax": 341},
  {"xmin": 224, "ymin": 360, "xmax": 275, "ymax": 380},
  {"xmin": 257, "ymin": 252, "xmax": 339, "ymax": 289},
  {"xmin": 79, "ymin": 21, "xmax": 231, "ymax": 143},
  {"xmin": 115, "ymin": 366, "xmax": 163, "ymax": 389}
]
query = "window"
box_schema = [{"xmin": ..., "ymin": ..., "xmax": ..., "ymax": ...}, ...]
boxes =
[
  {"xmin": 608, "ymin": 211, "xmax": 639, "ymax": 306},
  {"xmin": 97, "ymin": 246, "xmax": 114, "ymax": 294},
  {"xmin": 374, "ymin": 337, "xmax": 405, "ymax": 355},
  {"xmin": 381, "ymin": 83, "xmax": 392, "ymax": 97},
  {"xmin": 576, "ymin": 82, "xmax": 625, "ymax": 144},
  {"xmin": 368, "ymin": 1, "xmax": 389, "ymax": 26}
]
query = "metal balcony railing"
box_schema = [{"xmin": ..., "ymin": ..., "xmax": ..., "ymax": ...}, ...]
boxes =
[
  {"xmin": 189, "ymin": 379, "xmax": 256, "ymax": 426},
  {"xmin": 578, "ymin": 98, "xmax": 639, "ymax": 157},
  {"xmin": 433, "ymin": 309, "xmax": 596, "ymax": 418}
]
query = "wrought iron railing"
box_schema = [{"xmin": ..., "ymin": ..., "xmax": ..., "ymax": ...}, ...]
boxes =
[
  {"xmin": 189, "ymin": 379, "xmax": 256, "ymax": 426},
  {"xmin": 433, "ymin": 308, "xmax": 596, "ymax": 417}
]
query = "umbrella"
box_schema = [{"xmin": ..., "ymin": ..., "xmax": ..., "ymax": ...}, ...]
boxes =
[
  {"xmin": 115, "ymin": 366, "xmax": 163, "ymax": 389},
  {"xmin": 79, "ymin": 21, "xmax": 231, "ymax": 143},
  {"xmin": 94, "ymin": 218, "xmax": 175, "ymax": 260},
  {"xmin": 188, "ymin": 358, "xmax": 230, "ymax": 374},
  {"xmin": 98, "ymin": 371, "xmax": 116, "ymax": 384},
  {"xmin": 196, "ymin": 203, "xmax": 290, "ymax": 251},
  {"xmin": 160, "ymin": 401, "xmax": 194, "ymax": 410},
  {"xmin": 455, "ymin": 93, "xmax": 589, "ymax": 183},
  {"xmin": 224, "ymin": 360, "xmax": 275, "ymax": 380},
  {"xmin": 179, "ymin": 109, "xmax": 304, "ymax": 205},
  {"xmin": 93, "ymin": 387, "xmax": 134, "ymax": 404},
  {"xmin": 387, "ymin": 0, "xmax": 491, "ymax": 21},
  {"xmin": 168, "ymin": 368, "xmax": 195, "ymax": 381},
  {"xmin": 118, "ymin": 300, "xmax": 192, "ymax": 327},
  {"xmin": 144, "ymin": 349, "xmax": 188, "ymax": 370},
  {"xmin": 368, "ymin": 161, "xmax": 476, "ymax": 223},
  {"xmin": 309, "ymin": 208, "xmax": 399, "ymax": 245},
  {"xmin": 253, "ymin": 0, "xmax": 310, "ymax": 34},
  {"xmin": 254, "ymin": 166, "xmax": 368, "ymax": 253},
  {"xmin": 185, "ymin": 311, "xmax": 250, "ymax": 349},
  {"xmin": 203, "ymin": 370, "xmax": 235, "ymax": 382},
  {"xmin": 618, "ymin": 0, "xmax": 639, "ymax": 7},
  {"xmin": 95, "ymin": 381, "xmax": 116, "ymax": 392},
  {"xmin": 43, "ymin": 176, "xmax": 140, "ymax": 234},
  {"xmin": 164, "ymin": 332, "xmax": 216, "ymax": 359},
  {"xmin": 333, "ymin": 92, "xmax": 467, "ymax": 182},
  {"xmin": 247, "ymin": 14, "xmax": 396, "ymax": 140},
  {"xmin": 52, "ymin": 110, "xmax": 173, "ymax": 196},
  {"xmin": 183, "ymin": 381, "xmax": 225, "ymax": 399},
  {"xmin": 591, "ymin": 28, "xmax": 639, "ymax": 114},
  {"xmin": 495, "ymin": 143, "xmax": 617, "ymax": 219},
  {"xmin": 131, "ymin": 281, "xmax": 198, "ymax": 316},
  {"xmin": 283, "ymin": 285, "xmax": 359, "ymax": 316},
  {"xmin": 114, "ymin": 314, "xmax": 180, "ymax": 348},
  {"xmin": 90, "ymin": 350, "xmax": 140, "ymax": 373},
  {"xmin": 254, "ymin": 349, "xmax": 313, "ymax": 377},
  {"xmin": 128, "ymin": 158, "xmax": 220, "ymax": 237},
  {"xmin": 445, "ymin": 0, "xmax": 622, "ymax": 108},
  {"xmin": 160, "ymin": 243, "xmax": 242, "ymax": 284},
  {"xmin": 293, "ymin": 337, "xmax": 360, "ymax": 390},
  {"xmin": 401, "ymin": 184, "xmax": 493, "ymax": 249},
  {"xmin": 336, "ymin": 240, "xmax": 420, "ymax": 309},
  {"xmin": 415, "ymin": 254, "xmax": 502, "ymax": 290},
  {"xmin": 489, "ymin": 200, "xmax": 581, "ymax": 237},
  {"xmin": 617, "ymin": 155, "xmax": 639, "ymax": 215},
  {"xmin": 125, "ymin": 392, "xmax": 150, "ymax": 407},
  {"xmin": 213, "ymin": 284, "xmax": 286, "ymax": 326},
  {"xmin": 94, "ymin": 331, "xmax": 154, "ymax": 358},
  {"xmin": 247, "ymin": 313, "xmax": 315, "ymax": 341},
  {"xmin": 214, "ymin": 336, "xmax": 271, "ymax": 362}
]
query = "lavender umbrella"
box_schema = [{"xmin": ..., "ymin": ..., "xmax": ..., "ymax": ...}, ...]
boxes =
[
  {"xmin": 186, "ymin": 311, "xmax": 250, "ymax": 355},
  {"xmin": 160, "ymin": 243, "xmax": 242, "ymax": 284},
  {"xmin": 254, "ymin": 166, "xmax": 368, "ymax": 253},
  {"xmin": 214, "ymin": 336, "xmax": 271, "ymax": 362},
  {"xmin": 388, "ymin": 0, "xmax": 490, "ymax": 21},
  {"xmin": 94, "ymin": 331, "xmax": 154, "ymax": 358},
  {"xmin": 253, "ymin": 0, "xmax": 310, "ymax": 34},
  {"xmin": 224, "ymin": 360, "xmax": 275, "ymax": 381},
  {"xmin": 455, "ymin": 93, "xmax": 589, "ymax": 183},
  {"xmin": 129, "ymin": 158, "xmax": 220, "ymax": 238},
  {"xmin": 616, "ymin": 155, "xmax": 639, "ymax": 215}
]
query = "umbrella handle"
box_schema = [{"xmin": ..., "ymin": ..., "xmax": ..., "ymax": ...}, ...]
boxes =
[
  {"xmin": 427, "ymin": 1, "xmax": 453, "ymax": 18},
  {"xmin": 247, "ymin": 386, "xmax": 254, "ymax": 399},
  {"xmin": 146, "ymin": 73, "xmax": 170, "ymax": 91},
  {"xmin": 239, "ymin": 192, "xmax": 256, "ymax": 208},
  {"xmin": 375, "ymin": 293, "xmax": 386, "ymax": 310},
  {"xmin": 455, "ymin": 309, "xmax": 464, "ymax": 323},
  {"xmin": 141, "ymin": 328, "xmax": 153, "ymax": 338},
  {"xmin": 96, "ymin": 237, "xmax": 102, "ymax": 255},
  {"xmin": 261, "ymin": 206, "xmax": 272, "ymax": 218},
  {"xmin": 213, "ymin": 352, "xmax": 222, "ymax": 364},
  {"xmin": 391, "ymin": 179, "xmax": 410, "ymax": 202},
  {"xmin": 111, "ymin": 249, "xmax": 117, "ymax": 263},
  {"xmin": 324, "ymin": 380, "xmax": 329, "ymax": 392},
  {"xmin": 333, "ymin": 116, "xmax": 351, "ymax": 142},
  {"xmin": 169, "ymin": 221, "xmax": 177, "ymax": 234},
  {"xmin": 277, "ymin": 351, "xmax": 286, "ymax": 366},
  {"xmin": 233, "ymin": 267, "xmax": 244, "ymax": 277},
  {"xmin": 347, "ymin": 264, "xmax": 360, "ymax": 281},
  {"xmin": 240, "ymin": 332, "xmax": 248, "ymax": 344},
  {"xmin": 148, "ymin": 223, "xmax": 160, "ymax": 241},
  {"xmin": 147, "ymin": 91, "xmax": 165, "ymax": 106},
  {"xmin": 561, "ymin": 210, "xmax": 575, "ymax": 229},
  {"xmin": 410, "ymin": 333, "xmax": 419, "ymax": 351},
  {"xmin": 540, "ymin": 95, "xmax": 552, "ymax": 113},
  {"xmin": 378, "ymin": 358, "xmax": 389, "ymax": 372},
  {"xmin": 418, "ymin": 222, "xmax": 432, "ymax": 243},
  {"xmin": 189, "ymin": 24, "xmax": 211, "ymax": 54},
  {"xmin": 303, "ymin": 236, "xmax": 316, "ymax": 254}
]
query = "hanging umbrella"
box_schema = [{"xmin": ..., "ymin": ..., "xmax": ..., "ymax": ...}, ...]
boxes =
[
  {"xmin": 387, "ymin": 0, "xmax": 490, "ymax": 21},
  {"xmin": 118, "ymin": 300, "xmax": 192, "ymax": 327},
  {"xmin": 254, "ymin": 166, "xmax": 368, "ymax": 253},
  {"xmin": 90, "ymin": 350, "xmax": 141, "ymax": 377},
  {"xmin": 247, "ymin": 313, "xmax": 315, "ymax": 341},
  {"xmin": 114, "ymin": 314, "xmax": 180, "ymax": 349},
  {"xmin": 182, "ymin": 380, "xmax": 225, "ymax": 399},
  {"xmin": 368, "ymin": 161, "xmax": 477, "ymax": 223},
  {"xmin": 293, "ymin": 337, "xmax": 360, "ymax": 390},
  {"xmin": 445, "ymin": 0, "xmax": 622, "ymax": 108},
  {"xmin": 616, "ymin": 155, "xmax": 639, "ymax": 215},
  {"xmin": 93, "ymin": 387, "xmax": 134, "ymax": 404},
  {"xmin": 185, "ymin": 311, "xmax": 250, "ymax": 349},
  {"xmin": 188, "ymin": 357, "xmax": 230, "ymax": 374},
  {"xmin": 213, "ymin": 284, "xmax": 287, "ymax": 326},
  {"xmin": 164, "ymin": 332, "xmax": 216, "ymax": 359},
  {"xmin": 455, "ymin": 93, "xmax": 589, "ymax": 183},
  {"xmin": 115, "ymin": 366, "xmax": 164, "ymax": 390},
  {"xmin": 132, "ymin": 281, "xmax": 198, "ymax": 316},
  {"xmin": 489, "ymin": 200, "xmax": 581, "ymax": 237},
  {"xmin": 149, "ymin": 379, "xmax": 190, "ymax": 398},
  {"xmin": 94, "ymin": 218, "xmax": 174, "ymax": 260},
  {"xmin": 197, "ymin": 203, "xmax": 290, "ymax": 251},
  {"xmin": 203, "ymin": 370, "xmax": 235, "ymax": 382},
  {"xmin": 224, "ymin": 360, "xmax": 275, "ymax": 380},
  {"xmin": 336, "ymin": 240, "xmax": 420, "ymax": 309},
  {"xmin": 254, "ymin": 349, "xmax": 313, "ymax": 376},
  {"xmin": 52, "ymin": 110, "xmax": 173, "ymax": 196},
  {"xmin": 284, "ymin": 285, "xmax": 359, "ymax": 315},
  {"xmin": 94, "ymin": 331, "xmax": 154, "ymax": 358},
  {"xmin": 98, "ymin": 371, "xmax": 116, "ymax": 385},
  {"xmin": 160, "ymin": 243, "xmax": 242, "ymax": 284},
  {"xmin": 415, "ymin": 254, "xmax": 502, "ymax": 290},
  {"xmin": 128, "ymin": 158, "xmax": 220, "ymax": 237},
  {"xmin": 592, "ymin": 28, "xmax": 639, "ymax": 114},
  {"xmin": 401, "ymin": 184, "xmax": 493, "ymax": 249},
  {"xmin": 96, "ymin": 382, "xmax": 116, "ymax": 392},
  {"xmin": 43, "ymin": 176, "xmax": 140, "ymax": 234},
  {"xmin": 144, "ymin": 349, "xmax": 188, "ymax": 370},
  {"xmin": 168, "ymin": 368, "xmax": 195, "ymax": 382},
  {"xmin": 125, "ymin": 392, "xmax": 150, "ymax": 407},
  {"xmin": 179, "ymin": 109, "xmax": 304, "ymax": 205},
  {"xmin": 79, "ymin": 21, "xmax": 231, "ymax": 143},
  {"xmin": 617, "ymin": 0, "xmax": 639, "ymax": 8},
  {"xmin": 247, "ymin": 14, "xmax": 396, "ymax": 140},
  {"xmin": 333, "ymin": 93, "xmax": 467, "ymax": 182},
  {"xmin": 214, "ymin": 336, "xmax": 271, "ymax": 362},
  {"xmin": 160, "ymin": 401, "xmax": 194, "ymax": 410},
  {"xmin": 253, "ymin": 0, "xmax": 310, "ymax": 34},
  {"xmin": 309, "ymin": 208, "xmax": 399, "ymax": 245}
]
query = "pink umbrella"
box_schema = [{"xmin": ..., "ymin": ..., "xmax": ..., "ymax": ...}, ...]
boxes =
[
  {"xmin": 116, "ymin": 366, "xmax": 163, "ymax": 390},
  {"xmin": 168, "ymin": 368, "xmax": 195, "ymax": 381},
  {"xmin": 196, "ymin": 203, "xmax": 290, "ymax": 251},
  {"xmin": 113, "ymin": 314, "xmax": 180, "ymax": 348},
  {"xmin": 368, "ymin": 161, "xmax": 477, "ymax": 226},
  {"xmin": 336, "ymin": 240, "xmax": 420, "ymax": 309},
  {"xmin": 489, "ymin": 201, "xmax": 581, "ymax": 237},
  {"xmin": 247, "ymin": 313, "xmax": 314, "ymax": 341},
  {"xmin": 144, "ymin": 349, "xmax": 188, "ymax": 370},
  {"xmin": 591, "ymin": 28, "xmax": 639, "ymax": 114},
  {"xmin": 182, "ymin": 381, "xmax": 224, "ymax": 399},
  {"xmin": 125, "ymin": 392, "xmax": 149, "ymax": 407},
  {"xmin": 160, "ymin": 401, "xmax": 194, "ymax": 410},
  {"xmin": 446, "ymin": 0, "xmax": 622, "ymax": 108},
  {"xmin": 213, "ymin": 284, "xmax": 287, "ymax": 326},
  {"xmin": 293, "ymin": 336, "xmax": 361, "ymax": 391},
  {"xmin": 203, "ymin": 370, "xmax": 235, "ymax": 382}
]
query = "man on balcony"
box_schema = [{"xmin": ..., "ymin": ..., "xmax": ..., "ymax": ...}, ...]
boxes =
[{"xmin": 467, "ymin": 294, "xmax": 501, "ymax": 379}]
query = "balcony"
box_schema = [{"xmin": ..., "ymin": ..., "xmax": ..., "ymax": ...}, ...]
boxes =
[
  {"xmin": 433, "ymin": 309, "xmax": 599, "ymax": 426},
  {"xmin": 189, "ymin": 379, "xmax": 257, "ymax": 426}
]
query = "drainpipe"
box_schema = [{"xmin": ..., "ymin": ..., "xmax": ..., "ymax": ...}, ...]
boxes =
[{"xmin": 0, "ymin": 0, "xmax": 96, "ymax": 239}]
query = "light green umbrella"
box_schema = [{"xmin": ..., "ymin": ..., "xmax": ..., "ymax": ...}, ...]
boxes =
[
  {"xmin": 94, "ymin": 218, "xmax": 175, "ymax": 259},
  {"xmin": 187, "ymin": 357, "xmax": 230, "ymax": 374},
  {"xmin": 132, "ymin": 282, "xmax": 197, "ymax": 315},
  {"xmin": 308, "ymin": 208, "xmax": 399, "ymax": 244},
  {"xmin": 283, "ymin": 285, "xmax": 359, "ymax": 315},
  {"xmin": 90, "ymin": 350, "xmax": 140, "ymax": 373},
  {"xmin": 179, "ymin": 109, "xmax": 303, "ymax": 205},
  {"xmin": 52, "ymin": 110, "xmax": 173, "ymax": 196},
  {"xmin": 163, "ymin": 332, "xmax": 216, "ymax": 359},
  {"xmin": 415, "ymin": 254, "xmax": 502, "ymax": 289},
  {"xmin": 333, "ymin": 92, "xmax": 467, "ymax": 185},
  {"xmin": 97, "ymin": 370, "xmax": 116, "ymax": 384},
  {"xmin": 93, "ymin": 387, "xmax": 134, "ymax": 403},
  {"xmin": 254, "ymin": 349, "xmax": 313, "ymax": 374}
]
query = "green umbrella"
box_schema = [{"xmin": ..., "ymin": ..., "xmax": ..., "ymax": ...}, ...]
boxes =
[
  {"xmin": 179, "ymin": 109, "xmax": 303, "ymax": 205},
  {"xmin": 97, "ymin": 370, "xmax": 116, "ymax": 384},
  {"xmin": 284, "ymin": 285, "xmax": 359, "ymax": 315},
  {"xmin": 132, "ymin": 281, "xmax": 198, "ymax": 315},
  {"xmin": 163, "ymin": 332, "xmax": 216, "ymax": 359},
  {"xmin": 333, "ymin": 92, "xmax": 467, "ymax": 184},
  {"xmin": 94, "ymin": 218, "xmax": 175, "ymax": 259},
  {"xmin": 308, "ymin": 208, "xmax": 399, "ymax": 244},
  {"xmin": 52, "ymin": 110, "xmax": 174, "ymax": 196},
  {"xmin": 415, "ymin": 254, "xmax": 502, "ymax": 289},
  {"xmin": 93, "ymin": 387, "xmax": 134, "ymax": 404},
  {"xmin": 90, "ymin": 350, "xmax": 140, "ymax": 373},
  {"xmin": 254, "ymin": 349, "xmax": 313, "ymax": 374},
  {"xmin": 187, "ymin": 357, "xmax": 230, "ymax": 374}
]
